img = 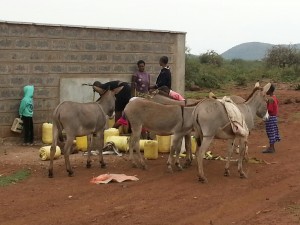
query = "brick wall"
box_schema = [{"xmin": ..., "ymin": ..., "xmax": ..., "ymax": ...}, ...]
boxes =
[{"xmin": 0, "ymin": 21, "xmax": 186, "ymax": 140}]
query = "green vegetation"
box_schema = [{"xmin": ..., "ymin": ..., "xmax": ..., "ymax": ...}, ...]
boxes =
[
  {"xmin": 0, "ymin": 169, "xmax": 31, "ymax": 187},
  {"xmin": 185, "ymin": 45, "xmax": 300, "ymax": 90}
]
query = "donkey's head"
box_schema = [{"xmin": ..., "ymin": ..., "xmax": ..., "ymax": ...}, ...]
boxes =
[
  {"xmin": 246, "ymin": 82, "xmax": 271, "ymax": 119},
  {"xmin": 94, "ymin": 86, "xmax": 123, "ymax": 117}
]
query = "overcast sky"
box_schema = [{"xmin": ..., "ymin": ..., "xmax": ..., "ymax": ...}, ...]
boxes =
[{"xmin": 1, "ymin": 0, "xmax": 299, "ymax": 54}]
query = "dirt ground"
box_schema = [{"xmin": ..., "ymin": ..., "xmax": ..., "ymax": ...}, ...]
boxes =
[{"xmin": 1, "ymin": 85, "xmax": 300, "ymax": 225}]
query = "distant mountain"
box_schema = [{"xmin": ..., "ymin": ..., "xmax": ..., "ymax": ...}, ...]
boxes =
[{"xmin": 221, "ymin": 42, "xmax": 300, "ymax": 60}]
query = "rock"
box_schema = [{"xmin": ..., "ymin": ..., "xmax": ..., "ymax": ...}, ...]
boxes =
[{"xmin": 189, "ymin": 84, "xmax": 201, "ymax": 91}]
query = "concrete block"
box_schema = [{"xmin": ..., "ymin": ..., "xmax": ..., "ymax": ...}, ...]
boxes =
[
  {"xmin": 31, "ymin": 64, "xmax": 49, "ymax": 73},
  {"xmin": 0, "ymin": 38, "xmax": 13, "ymax": 48},
  {"xmin": 13, "ymin": 64, "xmax": 29, "ymax": 74},
  {"xmin": 78, "ymin": 29, "xmax": 95, "ymax": 39},
  {"xmin": 113, "ymin": 65, "xmax": 126, "ymax": 73},
  {"xmin": 0, "ymin": 88, "xmax": 22, "ymax": 100},
  {"xmin": 49, "ymin": 64, "xmax": 66, "ymax": 73},
  {"xmin": 95, "ymin": 30, "xmax": 111, "ymax": 40},
  {"xmin": 8, "ymin": 24, "xmax": 30, "ymax": 37},
  {"xmin": 69, "ymin": 40, "xmax": 83, "ymax": 50},
  {"xmin": 34, "ymin": 87, "xmax": 59, "ymax": 98},
  {"xmin": 98, "ymin": 65, "xmax": 111, "ymax": 73},
  {"xmin": 64, "ymin": 53, "xmax": 80, "ymax": 62},
  {"xmin": 0, "ymin": 64, "xmax": 9, "ymax": 74},
  {"xmin": 128, "ymin": 43, "xmax": 141, "ymax": 52},
  {"xmin": 32, "ymin": 39, "xmax": 51, "ymax": 49},
  {"xmin": 80, "ymin": 54, "xmax": 94, "ymax": 61},
  {"xmin": 124, "ymin": 54, "xmax": 136, "ymax": 63},
  {"xmin": 97, "ymin": 42, "xmax": 112, "ymax": 51},
  {"xmin": 67, "ymin": 64, "xmax": 81, "ymax": 73},
  {"xmin": 64, "ymin": 27, "xmax": 80, "ymax": 38},
  {"xmin": 81, "ymin": 64, "xmax": 97, "ymax": 73},
  {"xmin": 114, "ymin": 43, "xmax": 126, "ymax": 51},
  {"xmin": 0, "ymin": 23, "xmax": 8, "ymax": 35},
  {"xmin": 52, "ymin": 39, "xmax": 68, "ymax": 50},
  {"xmin": 84, "ymin": 41, "xmax": 97, "ymax": 51},
  {"xmin": 46, "ymin": 27, "xmax": 63, "ymax": 38},
  {"xmin": 95, "ymin": 54, "xmax": 110, "ymax": 62},
  {"xmin": 45, "ymin": 52, "xmax": 64, "ymax": 62},
  {"xmin": 15, "ymin": 39, "xmax": 31, "ymax": 48}
]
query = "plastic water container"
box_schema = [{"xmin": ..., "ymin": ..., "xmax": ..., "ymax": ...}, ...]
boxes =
[
  {"xmin": 104, "ymin": 128, "xmax": 120, "ymax": 143},
  {"xmin": 156, "ymin": 135, "xmax": 171, "ymax": 153},
  {"xmin": 76, "ymin": 136, "xmax": 88, "ymax": 151},
  {"xmin": 39, "ymin": 145, "xmax": 61, "ymax": 161},
  {"xmin": 139, "ymin": 140, "xmax": 148, "ymax": 152},
  {"xmin": 11, "ymin": 118, "xmax": 23, "ymax": 133},
  {"xmin": 106, "ymin": 136, "xmax": 129, "ymax": 152},
  {"xmin": 42, "ymin": 123, "xmax": 53, "ymax": 144},
  {"xmin": 108, "ymin": 117, "xmax": 115, "ymax": 128},
  {"xmin": 191, "ymin": 136, "xmax": 197, "ymax": 154},
  {"xmin": 144, "ymin": 140, "xmax": 158, "ymax": 159}
]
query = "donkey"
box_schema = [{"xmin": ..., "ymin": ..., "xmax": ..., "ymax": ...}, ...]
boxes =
[
  {"xmin": 124, "ymin": 97, "xmax": 199, "ymax": 172},
  {"xmin": 192, "ymin": 83, "xmax": 271, "ymax": 183},
  {"xmin": 48, "ymin": 87, "xmax": 122, "ymax": 178}
]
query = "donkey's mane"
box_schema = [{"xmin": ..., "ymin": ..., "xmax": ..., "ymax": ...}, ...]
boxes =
[{"xmin": 245, "ymin": 86, "xmax": 263, "ymax": 102}]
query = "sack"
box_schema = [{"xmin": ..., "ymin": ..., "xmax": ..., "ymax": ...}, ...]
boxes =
[{"xmin": 11, "ymin": 118, "xmax": 23, "ymax": 133}]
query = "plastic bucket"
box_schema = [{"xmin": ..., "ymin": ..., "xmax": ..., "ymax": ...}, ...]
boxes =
[
  {"xmin": 76, "ymin": 136, "xmax": 88, "ymax": 151},
  {"xmin": 139, "ymin": 140, "xmax": 148, "ymax": 151},
  {"xmin": 106, "ymin": 136, "xmax": 129, "ymax": 152},
  {"xmin": 191, "ymin": 136, "xmax": 197, "ymax": 154},
  {"xmin": 39, "ymin": 146, "xmax": 61, "ymax": 161},
  {"xmin": 156, "ymin": 135, "xmax": 171, "ymax": 153},
  {"xmin": 42, "ymin": 123, "xmax": 53, "ymax": 144},
  {"xmin": 144, "ymin": 140, "xmax": 158, "ymax": 159},
  {"xmin": 104, "ymin": 128, "xmax": 120, "ymax": 143}
]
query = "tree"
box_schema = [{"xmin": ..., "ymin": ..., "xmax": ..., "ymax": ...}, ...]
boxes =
[
  {"xmin": 264, "ymin": 44, "xmax": 300, "ymax": 68},
  {"xmin": 199, "ymin": 50, "xmax": 223, "ymax": 67}
]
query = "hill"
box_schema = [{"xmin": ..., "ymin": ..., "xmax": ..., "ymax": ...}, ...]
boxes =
[{"xmin": 221, "ymin": 42, "xmax": 300, "ymax": 60}]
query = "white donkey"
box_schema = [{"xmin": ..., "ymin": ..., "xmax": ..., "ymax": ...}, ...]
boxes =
[{"xmin": 192, "ymin": 82, "xmax": 271, "ymax": 183}]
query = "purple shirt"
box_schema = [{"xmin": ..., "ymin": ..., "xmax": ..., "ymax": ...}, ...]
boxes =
[{"xmin": 133, "ymin": 71, "xmax": 150, "ymax": 93}]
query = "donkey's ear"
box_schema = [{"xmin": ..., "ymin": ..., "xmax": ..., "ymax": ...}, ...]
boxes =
[
  {"xmin": 263, "ymin": 83, "xmax": 271, "ymax": 94},
  {"xmin": 93, "ymin": 86, "xmax": 106, "ymax": 94},
  {"xmin": 112, "ymin": 86, "xmax": 124, "ymax": 95},
  {"xmin": 254, "ymin": 81, "xmax": 260, "ymax": 88}
]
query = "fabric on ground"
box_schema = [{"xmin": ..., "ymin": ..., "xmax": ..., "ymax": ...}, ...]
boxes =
[{"xmin": 90, "ymin": 174, "xmax": 139, "ymax": 184}]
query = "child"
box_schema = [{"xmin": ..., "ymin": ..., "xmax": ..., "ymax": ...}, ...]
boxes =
[
  {"xmin": 150, "ymin": 56, "xmax": 171, "ymax": 90},
  {"xmin": 262, "ymin": 83, "xmax": 280, "ymax": 153},
  {"xmin": 157, "ymin": 86, "xmax": 185, "ymax": 101},
  {"xmin": 19, "ymin": 85, "xmax": 34, "ymax": 145}
]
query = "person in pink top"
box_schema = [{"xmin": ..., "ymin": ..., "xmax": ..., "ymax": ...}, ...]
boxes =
[
  {"xmin": 157, "ymin": 86, "xmax": 185, "ymax": 101},
  {"xmin": 131, "ymin": 60, "xmax": 150, "ymax": 97},
  {"xmin": 262, "ymin": 83, "xmax": 281, "ymax": 153}
]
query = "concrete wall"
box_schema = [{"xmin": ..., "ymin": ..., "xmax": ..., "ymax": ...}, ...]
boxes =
[{"xmin": 0, "ymin": 21, "xmax": 186, "ymax": 140}]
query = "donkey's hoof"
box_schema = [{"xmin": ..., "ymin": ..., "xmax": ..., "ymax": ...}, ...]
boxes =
[
  {"xmin": 224, "ymin": 169, "xmax": 230, "ymax": 177},
  {"xmin": 141, "ymin": 164, "xmax": 147, "ymax": 170},
  {"xmin": 167, "ymin": 164, "xmax": 174, "ymax": 173},
  {"xmin": 48, "ymin": 170, "xmax": 53, "ymax": 178},
  {"xmin": 67, "ymin": 170, "xmax": 74, "ymax": 177},
  {"xmin": 198, "ymin": 176, "xmax": 208, "ymax": 183},
  {"xmin": 175, "ymin": 163, "xmax": 183, "ymax": 171},
  {"xmin": 183, "ymin": 160, "xmax": 192, "ymax": 168},
  {"xmin": 86, "ymin": 162, "xmax": 92, "ymax": 168},
  {"xmin": 240, "ymin": 172, "xmax": 247, "ymax": 179},
  {"xmin": 100, "ymin": 163, "xmax": 107, "ymax": 168}
]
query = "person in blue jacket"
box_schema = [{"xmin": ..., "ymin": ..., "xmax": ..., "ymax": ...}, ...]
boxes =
[{"xmin": 19, "ymin": 85, "xmax": 34, "ymax": 145}]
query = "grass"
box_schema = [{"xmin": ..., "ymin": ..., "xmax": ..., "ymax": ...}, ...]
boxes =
[
  {"xmin": 292, "ymin": 111, "xmax": 300, "ymax": 121},
  {"xmin": 0, "ymin": 169, "xmax": 31, "ymax": 187}
]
